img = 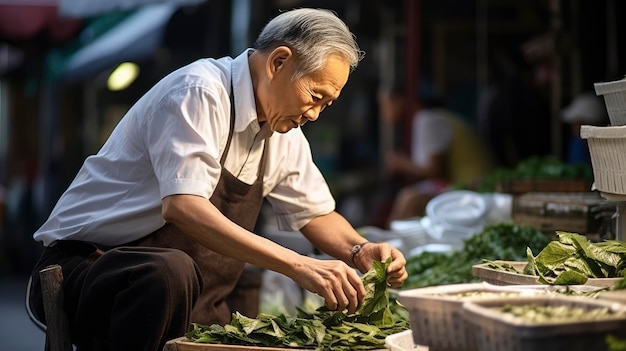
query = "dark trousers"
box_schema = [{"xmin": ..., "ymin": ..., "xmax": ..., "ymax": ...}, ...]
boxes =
[{"xmin": 28, "ymin": 241, "xmax": 202, "ymax": 351}]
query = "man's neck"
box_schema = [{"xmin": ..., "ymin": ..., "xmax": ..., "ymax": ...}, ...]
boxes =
[{"xmin": 247, "ymin": 50, "xmax": 267, "ymax": 123}]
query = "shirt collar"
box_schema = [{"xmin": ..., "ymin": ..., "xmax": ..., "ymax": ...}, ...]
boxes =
[{"xmin": 231, "ymin": 48, "xmax": 269, "ymax": 137}]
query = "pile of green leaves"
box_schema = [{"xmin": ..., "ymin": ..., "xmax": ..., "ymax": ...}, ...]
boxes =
[
  {"xmin": 607, "ymin": 334, "xmax": 626, "ymax": 351},
  {"xmin": 404, "ymin": 223, "xmax": 550, "ymax": 288},
  {"xmin": 185, "ymin": 258, "xmax": 410, "ymax": 350},
  {"xmin": 518, "ymin": 232, "xmax": 626, "ymax": 285},
  {"xmin": 457, "ymin": 156, "xmax": 592, "ymax": 192}
]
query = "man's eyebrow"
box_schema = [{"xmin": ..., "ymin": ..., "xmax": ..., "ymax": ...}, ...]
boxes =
[{"xmin": 320, "ymin": 87, "xmax": 341, "ymax": 100}]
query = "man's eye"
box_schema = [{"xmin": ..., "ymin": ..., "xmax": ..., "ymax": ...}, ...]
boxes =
[
  {"xmin": 312, "ymin": 95, "xmax": 322, "ymax": 102},
  {"xmin": 320, "ymin": 101, "xmax": 332, "ymax": 112}
]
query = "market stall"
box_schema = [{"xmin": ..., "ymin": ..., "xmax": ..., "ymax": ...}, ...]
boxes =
[{"xmin": 158, "ymin": 76, "xmax": 626, "ymax": 351}]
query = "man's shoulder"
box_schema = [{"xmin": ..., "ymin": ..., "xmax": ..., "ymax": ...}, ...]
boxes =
[
  {"xmin": 172, "ymin": 57, "xmax": 230, "ymax": 83},
  {"xmin": 147, "ymin": 57, "xmax": 231, "ymax": 100}
]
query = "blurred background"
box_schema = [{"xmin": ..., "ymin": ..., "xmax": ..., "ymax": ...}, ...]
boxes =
[{"xmin": 0, "ymin": 0, "xmax": 625, "ymax": 349}]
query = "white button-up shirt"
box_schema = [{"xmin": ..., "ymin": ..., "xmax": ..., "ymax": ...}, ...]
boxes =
[{"xmin": 34, "ymin": 49, "xmax": 335, "ymax": 247}]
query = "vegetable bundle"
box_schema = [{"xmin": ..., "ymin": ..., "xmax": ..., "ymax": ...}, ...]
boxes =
[
  {"xmin": 185, "ymin": 258, "xmax": 410, "ymax": 350},
  {"xmin": 516, "ymin": 231, "xmax": 626, "ymax": 285}
]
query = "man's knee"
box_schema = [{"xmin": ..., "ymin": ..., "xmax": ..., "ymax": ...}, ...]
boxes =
[
  {"xmin": 153, "ymin": 248, "xmax": 203, "ymax": 294},
  {"xmin": 133, "ymin": 247, "xmax": 198, "ymax": 285},
  {"xmin": 94, "ymin": 247, "xmax": 202, "ymax": 298}
]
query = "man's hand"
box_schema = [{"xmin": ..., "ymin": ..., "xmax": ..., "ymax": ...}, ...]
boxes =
[
  {"xmin": 289, "ymin": 257, "xmax": 366, "ymax": 314},
  {"xmin": 352, "ymin": 242, "xmax": 408, "ymax": 288}
]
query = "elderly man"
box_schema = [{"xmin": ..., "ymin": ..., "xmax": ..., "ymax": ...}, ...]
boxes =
[{"xmin": 27, "ymin": 8, "xmax": 407, "ymax": 351}]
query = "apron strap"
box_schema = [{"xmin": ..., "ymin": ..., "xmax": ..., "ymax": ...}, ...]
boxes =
[{"xmin": 219, "ymin": 82, "xmax": 236, "ymax": 166}]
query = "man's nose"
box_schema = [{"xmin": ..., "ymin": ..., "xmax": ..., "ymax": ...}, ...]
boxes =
[{"xmin": 304, "ymin": 106, "xmax": 321, "ymax": 122}]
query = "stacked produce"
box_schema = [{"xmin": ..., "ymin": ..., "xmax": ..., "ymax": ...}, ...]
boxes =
[
  {"xmin": 185, "ymin": 259, "xmax": 410, "ymax": 350},
  {"xmin": 394, "ymin": 150, "xmax": 626, "ymax": 350},
  {"xmin": 468, "ymin": 232, "xmax": 626, "ymax": 350}
]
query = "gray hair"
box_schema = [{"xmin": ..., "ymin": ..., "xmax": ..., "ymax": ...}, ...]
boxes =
[{"xmin": 253, "ymin": 8, "xmax": 364, "ymax": 79}]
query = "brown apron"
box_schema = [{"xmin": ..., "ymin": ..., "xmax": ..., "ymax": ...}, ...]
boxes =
[{"xmin": 132, "ymin": 88, "xmax": 267, "ymax": 326}]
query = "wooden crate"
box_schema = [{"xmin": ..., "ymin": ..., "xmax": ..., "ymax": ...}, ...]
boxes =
[
  {"xmin": 511, "ymin": 192, "xmax": 604, "ymax": 236},
  {"xmin": 164, "ymin": 338, "xmax": 300, "ymax": 351},
  {"xmin": 164, "ymin": 337, "xmax": 388, "ymax": 351},
  {"xmin": 495, "ymin": 179, "xmax": 593, "ymax": 195}
]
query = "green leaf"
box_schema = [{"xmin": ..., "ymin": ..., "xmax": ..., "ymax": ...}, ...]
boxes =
[
  {"xmin": 534, "ymin": 241, "xmax": 577, "ymax": 271},
  {"xmin": 613, "ymin": 277, "xmax": 626, "ymax": 290},
  {"xmin": 553, "ymin": 270, "xmax": 589, "ymax": 285},
  {"xmin": 236, "ymin": 313, "xmax": 271, "ymax": 335},
  {"xmin": 524, "ymin": 247, "xmax": 538, "ymax": 275}
]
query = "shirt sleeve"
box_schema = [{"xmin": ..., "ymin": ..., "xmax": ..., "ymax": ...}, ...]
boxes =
[
  {"xmin": 144, "ymin": 84, "xmax": 230, "ymax": 199},
  {"xmin": 411, "ymin": 109, "xmax": 454, "ymax": 166},
  {"xmin": 264, "ymin": 129, "xmax": 336, "ymax": 231}
]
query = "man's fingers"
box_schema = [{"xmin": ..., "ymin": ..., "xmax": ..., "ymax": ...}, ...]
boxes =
[{"xmin": 345, "ymin": 273, "xmax": 365, "ymax": 314}]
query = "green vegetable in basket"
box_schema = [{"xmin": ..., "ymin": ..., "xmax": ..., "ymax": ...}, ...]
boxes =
[
  {"xmin": 522, "ymin": 232, "xmax": 626, "ymax": 285},
  {"xmin": 484, "ymin": 232, "xmax": 626, "ymax": 285},
  {"xmin": 185, "ymin": 258, "xmax": 410, "ymax": 350},
  {"xmin": 500, "ymin": 304, "xmax": 622, "ymax": 323}
]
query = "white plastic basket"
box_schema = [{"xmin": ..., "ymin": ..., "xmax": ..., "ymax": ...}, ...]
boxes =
[
  {"xmin": 594, "ymin": 78, "xmax": 626, "ymax": 125},
  {"xmin": 385, "ymin": 329, "xmax": 429, "ymax": 351},
  {"xmin": 462, "ymin": 296, "xmax": 626, "ymax": 351},
  {"xmin": 397, "ymin": 283, "xmax": 540, "ymax": 351},
  {"xmin": 580, "ymin": 125, "xmax": 626, "ymax": 196},
  {"xmin": 385, "ymin": 330, "xmax": 413, "ymax": 351}
]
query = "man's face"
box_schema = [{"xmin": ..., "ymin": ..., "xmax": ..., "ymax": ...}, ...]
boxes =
[{"xmin": 264, "ymin": 54, "xmax": 350, "ymax": 133}]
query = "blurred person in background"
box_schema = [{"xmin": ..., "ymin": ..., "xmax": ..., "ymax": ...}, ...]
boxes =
[
  {"xmin": 370, "ymin": 84, "xmax": 493, "ymax": 228},
  {"xmin": 560, "ymin": 93, "xmax": 608, "ymax": 165},
  {"xmin": 27, "ymin": 8, "xmax": 407, "ymax": 351},
  {"xmin": 385, "ymin": 97, "xmax": 494, "ymax": 225}
]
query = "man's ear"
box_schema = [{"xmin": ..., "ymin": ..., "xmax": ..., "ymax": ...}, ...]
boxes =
[{"xmin": 266, "ymin": 46, "xmax": 293, "ymax": 80}]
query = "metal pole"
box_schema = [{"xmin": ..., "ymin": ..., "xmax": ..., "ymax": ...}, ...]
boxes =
[{"xmin": 615, "ymin": 203, "xmax": 625, "ymax": 241}]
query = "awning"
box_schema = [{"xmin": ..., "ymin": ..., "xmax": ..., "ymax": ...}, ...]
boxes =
[
  {"xmin": 46, "ymin": 2, "xmax": 184, "ymax": 83},
  {"xmin": 58, "ymin": 0, "xmax": 204, "ymax": 18},
  {"xmin": 0, "ymin": 1, "xmax": 83, "ymax": 42}
]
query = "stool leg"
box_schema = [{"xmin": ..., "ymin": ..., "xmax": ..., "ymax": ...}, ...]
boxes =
[{"xmin": 40, "ymin": 264, "xmax": 73, "ymax": 351}]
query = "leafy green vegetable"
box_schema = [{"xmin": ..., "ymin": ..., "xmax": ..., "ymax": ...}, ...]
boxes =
[
  {"xmin": 607, "ymin": 334, "xmax": 626, "ymax": 351},
  {"xmin": 453, "ymin": 156, "xmax": 593, "ymax": 192},
  {"xmin": 404, "ymin": 223, "xmax": 550, "ymax": 288},
  {"xmin": 185, "ymin": 258, "xmax": 410, "ymax": 350},
  {"xmin": 492, "ymin": 231, "xmax": 626, "ymax": 285}
]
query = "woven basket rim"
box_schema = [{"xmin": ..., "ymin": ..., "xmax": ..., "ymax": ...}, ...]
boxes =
[{"xmin": 581, "ymin": 124, "xmax": 626, "ymax": 139}]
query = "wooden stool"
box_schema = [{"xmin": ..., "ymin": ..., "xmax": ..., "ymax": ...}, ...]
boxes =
[{"xmin": 39, "ymin": 264, "xmax": 73, "ymax": 351}]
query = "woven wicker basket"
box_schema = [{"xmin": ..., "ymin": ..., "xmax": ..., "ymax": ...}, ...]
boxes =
[
  {"xmin": 580, "ymin": 125, "xmax": 626, "ymax": 196},
  {"xmin": 595, "ymin": 79, "xmax": 626, "ymax": 126}
]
